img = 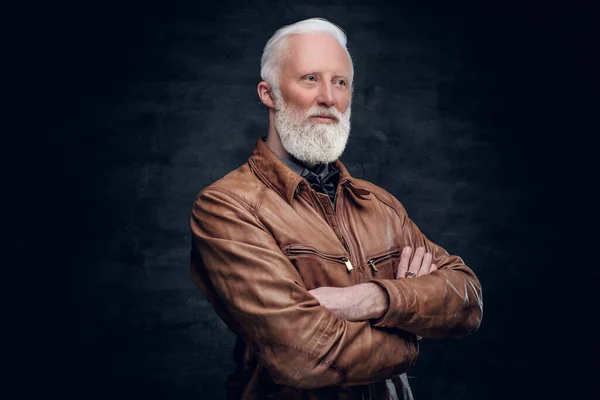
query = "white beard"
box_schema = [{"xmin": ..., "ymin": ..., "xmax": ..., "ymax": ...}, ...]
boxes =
[{"xmin": 273, "ymin": 94, "xmax": 351, "ymax": 166}]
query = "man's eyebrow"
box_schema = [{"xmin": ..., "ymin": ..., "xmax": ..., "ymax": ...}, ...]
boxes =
[
  {"xmin": 296, "ymin": 71, "xmax": 350, "ymax": 78},
  {"xmin": 296, "ymin": 70, "xmax": 320, "ymax": 75}
]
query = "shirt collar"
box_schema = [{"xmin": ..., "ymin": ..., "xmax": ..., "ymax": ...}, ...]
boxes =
[
  {"xmin": 248, "ymin": 137, "xmax": 371, "ymax": 204},
  {"xmin": 274, "ymin": 152, "xmax": 306, "ymax": 176}
]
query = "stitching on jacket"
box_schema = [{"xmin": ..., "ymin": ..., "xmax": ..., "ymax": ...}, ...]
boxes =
[
  {"xmin": 287, "ymin": 175, "xmax": 304, "ymax": 203},
  {"xmin": 199, "ymin": 187, "xmax": 272, "ymax": 233},
  {"xmin": 370, "ymin": 191, "xmax": 405, "ymax": 226},
  {"xmin": 307, "ymin": 191, "xmax": 322, "ymax": 216},
  {"xmin": 258, "ymin": 337, "xmax": 348, "ymax": 381},
  {"xmin": 255, "ymin": 184, "xmax": 267, "ymax": 216},
  {"xmin": 199, "ymin": 187, "xmax": 253, "ymax": 214},
  {"xmin": 353, "ymin": 179, "xmax": 407, "ymax": 226},
  {"xmin": 290, "ymin": 313, "xmax": 334, "ymax": 382},
  {"xmin": 249, "ymin": 157, "xmax": 288, "ymax": 203}
]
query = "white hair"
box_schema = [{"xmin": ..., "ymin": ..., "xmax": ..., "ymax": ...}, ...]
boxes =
[{"xmin": 260, "ymin": 18, "xmax": 354, "ymax": 92}]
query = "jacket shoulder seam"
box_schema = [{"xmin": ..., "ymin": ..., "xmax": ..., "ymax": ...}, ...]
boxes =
[
  {"xmin": 198, "ymin": 186, "xmax": 258, "ymax": 218},
  {"xmin": 370, "ymin": 190, "xmax": 406, "ymax": 223}
]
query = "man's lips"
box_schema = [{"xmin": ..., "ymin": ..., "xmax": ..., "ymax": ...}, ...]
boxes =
[{"xmin": 310, "ymin": 115, "xmax": 338, "ymax": 122}]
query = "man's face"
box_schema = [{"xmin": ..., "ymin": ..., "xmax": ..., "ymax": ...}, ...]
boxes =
[{"xmin": 273, "ymin": 32, "xmax": 353, "ymax": 166}]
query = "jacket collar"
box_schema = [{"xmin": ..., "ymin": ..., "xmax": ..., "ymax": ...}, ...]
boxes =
[{"xmin": 248, "ymin": 137, "xmax": 371, "ymax": 203}]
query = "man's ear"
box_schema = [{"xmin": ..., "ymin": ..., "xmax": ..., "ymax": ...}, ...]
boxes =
[{"xmin": 257, "ymin": 81, "xmax": 276, "ymax": 109}]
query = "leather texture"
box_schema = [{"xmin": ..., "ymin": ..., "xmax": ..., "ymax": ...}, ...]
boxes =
[{"xmin": 190, "ymin": 138, "xmax": 483, "ymax": 399}]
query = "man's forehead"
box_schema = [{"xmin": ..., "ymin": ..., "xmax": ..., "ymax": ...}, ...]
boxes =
[{"xmin": 282, "ymin": 32, "xmax": 352, "ymax": 76}]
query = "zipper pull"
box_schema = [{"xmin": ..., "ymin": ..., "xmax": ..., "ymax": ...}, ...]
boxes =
[
  {"xmin": 368, "ymin": 260, "xmax": 378, "ymax": 272},
  {"xmin": 344, "ymin": 258, "xmax": 353, "ymax": 271}
]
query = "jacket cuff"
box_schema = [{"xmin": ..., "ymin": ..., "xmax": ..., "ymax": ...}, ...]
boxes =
[{"xmin": 368, "ymin": 279, "xmax": 409, "ymax": 329}]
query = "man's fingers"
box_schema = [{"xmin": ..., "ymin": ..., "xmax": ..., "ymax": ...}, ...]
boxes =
[
  {"xmin": 396, "ymin": 247, "xmax": 436, "ymax": 279},
  {"xmin": 407, "ymin": 247, "xmax": 426, "ymax": 277},
  {"xmin": 417, "ymin": 251, "xmax": 433, "ymax": 276},
  {"xmin": 396, "ymin": 246, "xmax": 412, "ymax": 279}
]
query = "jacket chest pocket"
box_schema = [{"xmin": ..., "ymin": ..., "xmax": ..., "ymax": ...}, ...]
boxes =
[
  {"xmin": 365, "ymin": 249, "xmax": 401, "ymax": 280},
  {"xmin": 283, "ymin": 244, "xmax": 353, "ymax": 290}
]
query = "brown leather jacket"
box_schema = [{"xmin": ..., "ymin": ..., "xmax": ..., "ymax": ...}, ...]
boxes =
[{"xmin": 190, "ymin": 138, "xmax": 483, "ymax": 399}]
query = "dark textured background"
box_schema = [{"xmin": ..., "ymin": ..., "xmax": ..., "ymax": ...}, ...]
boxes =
[{"xmin": 4, "ymin": 0, "xmax": 597, "ymax": 399}]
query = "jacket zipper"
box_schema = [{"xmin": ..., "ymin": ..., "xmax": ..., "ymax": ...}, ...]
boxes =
[
  {"xmin": 284, "ymin": 244, "xmax": 354, "ymax": 271},
  {"xmin": 306, "ymin": 187, "xmax": 355, "ymax": 271},
  {"xmin": 329, "ymin": 192, "xmax": 352, "ymax": 261},
  {"xmin": 334, "ymin": 183, "xmax": 361, "ymax": 284},
  {"xmin": 367, "ymin": 249, "xmax": 401, "ymax": 273}
]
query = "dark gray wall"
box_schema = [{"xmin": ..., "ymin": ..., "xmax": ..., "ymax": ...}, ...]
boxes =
[{"xmin": 5, "ymin": 1, "xmax": 596, "ymax": 399}]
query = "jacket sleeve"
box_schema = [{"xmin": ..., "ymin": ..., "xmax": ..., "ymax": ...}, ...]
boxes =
[
  {"xmin": 190, "ymin": 188, "xmax": 419, "ymax": 390},
  {"xmin": 368, "ymin": 196, "xmax": 483, "ymax": 339}
]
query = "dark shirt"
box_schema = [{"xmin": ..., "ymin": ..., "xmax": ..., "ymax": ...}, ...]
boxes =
[{"xmin": 275, "ymin": 153, "xmax": 340, "ymax": 206}]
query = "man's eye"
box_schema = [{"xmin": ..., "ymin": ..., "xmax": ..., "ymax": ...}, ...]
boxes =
[
  {"xmin": 337, "ymin": 79, "xmax": 347, "ymax": 86},
  {"xmin": 305, "ymin": 75, "xmax": 316, "ymax": 81}
]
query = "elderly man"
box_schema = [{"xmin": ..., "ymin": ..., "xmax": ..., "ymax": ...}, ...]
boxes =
[{"xmin": 190, "ymin": 17, "xmax": 483, "ymax": 400}]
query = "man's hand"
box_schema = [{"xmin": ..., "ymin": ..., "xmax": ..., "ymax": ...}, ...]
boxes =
[
  {"xmin": 309, "ymin": 246, "xmax": 437, "ymax": 324},
  {"xmin": 396, "ymin": 246, "xmax": 436, "ymax": 279}
]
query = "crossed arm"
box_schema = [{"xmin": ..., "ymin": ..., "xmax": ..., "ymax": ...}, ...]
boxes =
[
  {"xmin": 310, "ymin": 246, "xmax": 437, "ymax": 340},
  {"xmin": 310, "ymin": 201, "xmax": 483, "ymax": 340}
]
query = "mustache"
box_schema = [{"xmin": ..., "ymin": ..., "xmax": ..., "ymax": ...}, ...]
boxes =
[
  {"xmin": 274, "ymin": 97, "xmax": 351, "ymax": 122},
  {"xmin": 306, "ymin": 107, "xmax": 344, "ymax": 120}
]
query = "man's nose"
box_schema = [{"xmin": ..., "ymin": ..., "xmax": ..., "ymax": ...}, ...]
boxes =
[{"xmin": 316, "ymin": 82, "xmax": 335, "ymax": 108}]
